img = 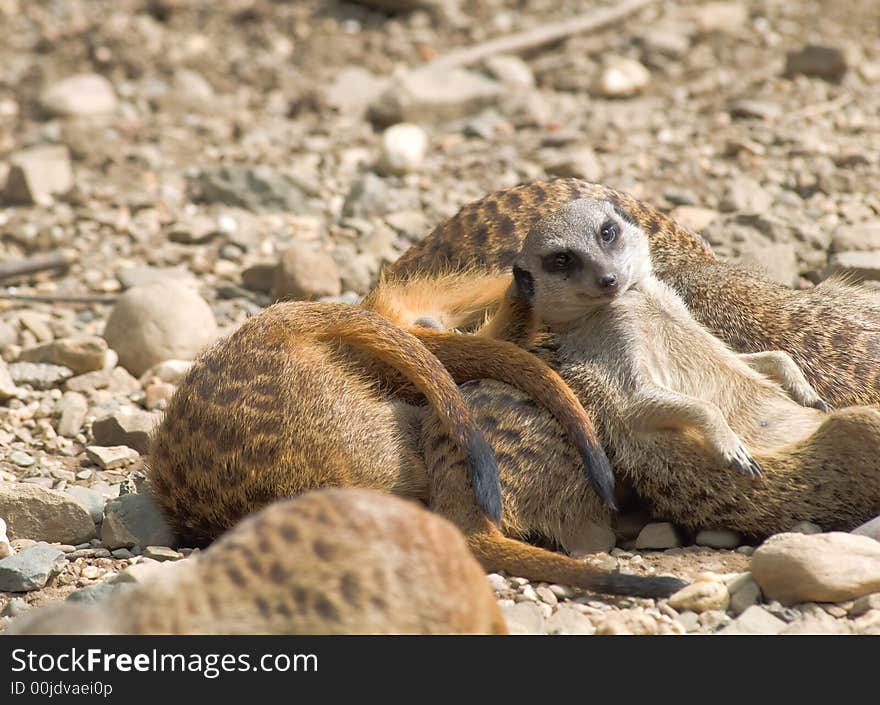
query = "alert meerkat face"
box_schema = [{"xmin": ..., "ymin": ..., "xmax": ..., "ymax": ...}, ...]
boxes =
[{"xmin": 513, "ymin": 198, "xmax": 652, "ymax": 328}]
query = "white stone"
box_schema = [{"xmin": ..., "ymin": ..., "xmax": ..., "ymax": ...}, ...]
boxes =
[
  {"xmin": 596, "ymin": 58, "xmax": 650, "ymax": 98},
  {"xmin": 379, "ymin": 123, "xmax": 428, "ymax": 176}
]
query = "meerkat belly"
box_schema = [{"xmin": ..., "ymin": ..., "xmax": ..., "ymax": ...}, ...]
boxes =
[{"xmin": 634, "ymin": 301, "xmax": 824, "ymax": 449}]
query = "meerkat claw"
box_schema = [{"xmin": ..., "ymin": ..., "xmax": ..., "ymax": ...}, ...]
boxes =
[
  {"xmin": 725, "ymin": 444, "xmax": 763, "ymax": 478},
  {"xmin": 812, "ymin": 398, "xmax": 831, "ymax": 413}
]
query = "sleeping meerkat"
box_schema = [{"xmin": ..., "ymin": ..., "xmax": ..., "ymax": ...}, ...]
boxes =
[
  {"xmin": 6, "ymin": 489, "xmax": 508, "ymax": 635},
  {"xmin": 149, "ymin": 299, "xmax": 614, "ymax": 545},
  {"xmin": 420, "ymin": 198, "xmax": 880, "ymax": 545}
]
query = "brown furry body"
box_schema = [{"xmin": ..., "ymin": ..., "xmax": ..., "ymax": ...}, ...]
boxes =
[
  {"xmin": 150, "ymin": 298, "xmax": 611, "ymax": 543},
  {"xmin": 389, "ymin": 179, "xmax": 880, "ymax": 408},
  {"xmin": 7, "ymin": 489, "xmax": 507, "ymax": 635},
  {"xmin": 418, "ymin": 196, "xmax": 880, "ymax": 539},
  {"xmin": 148, "ymin": 297, "xmax": 681, "ymax": 597}
]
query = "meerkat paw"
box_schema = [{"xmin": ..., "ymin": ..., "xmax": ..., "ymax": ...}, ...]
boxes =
[
  {"xmin": 719, "ymin": 439, "xmax": 763, "ymax": 478},
  {"xmin": 782, "ymin": 380, "xmax": 829, "ymax": 412}
]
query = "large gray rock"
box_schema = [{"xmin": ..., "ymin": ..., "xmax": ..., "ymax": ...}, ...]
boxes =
[
  {"xmin": 117, "ymin": 266, "xmax": 198, "ymax": 290},
  {"xmin": 101, "ymin": 493, "xmax": 175, "ymax": 550},
  {"xmin": 0, "ymin": 483, "xmax": 96, "ymax": 545},
  {"xmin": 751, "ymin": 532, "xmax": 880, "ymax": 605},
  {"xmin": 103, "ymin": 281, "xmax": 217, "ymax": 377},
  {"xmin": 3, "ymin": 145, "xmax": 73, "ymax": 204},
  {"xmin": 273, "ymin": 243, "xmax": 342, "ymax": 300},
  {"xmin": 20, "ymin": 336, "xmax": 107, "ymax": 375},
  {"xmin": 188, "ymin": 166, "xmax": 307, "ymax": 214},
  {"xmin": 369, "ymin": 66, "xmax": 503, "ymax": 126},
  {"xmin": 40, "ymin": 74, "xmax": 117, "ymax": 116},
  {"xmin": 0, "ymin": 544, "xmax": 66, "ymax": 592},
  {"xmin": 64, "ymin": 486, "xmax": 106, "ymax": 524},
  {"xmin": 737, "ymin": 243, "xmax": 800, "ymax": 287},
  {"xmin": 91, "ymin": 408, "xmax": 161, "ymax": 454}
]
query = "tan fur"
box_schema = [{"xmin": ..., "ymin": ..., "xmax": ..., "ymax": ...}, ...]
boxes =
[
  {"xmin": 388, "ymin": 179, "xmax": 880, "ymax": 409},
  {"xmin": 148, "ymin": 296, "xmax": 683, "ymax": 596},
  {"xmin": 150, "ymin": 298, "xmax": 612, "ymax": 541},
  {"xmin": 419, "ymin": 198, "xmax": 880, "ymax": 540},
  {"xmin": 7, "ymin": 489, "xmax": 507, "ymax": 635}
]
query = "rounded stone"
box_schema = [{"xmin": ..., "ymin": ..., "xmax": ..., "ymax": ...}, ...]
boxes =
[
  {"xmin": 103, "ymin": 281, "xmax": 218, "ymax": 377},
  {"xmin": 40, "ymin": 74, "xmax": 117, "ymax": 117},
  {"xmin": 273, "ymin": 242, "xmax": 342, "ymax": 300},
  {"xmin": 379, "ymin": 123, "xmax": 428, "ymax": 175}
]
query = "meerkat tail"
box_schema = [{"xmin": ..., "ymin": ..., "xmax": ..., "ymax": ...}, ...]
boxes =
[
  {"xmin": 414, "ymin": 329, "xmax": 616, "ymax": 509},
  {"xmin": 306, "ymin": 305, "xmax": 503, "ymax": 524},
  {"xmin": 467, "ymin": 525, "xmax": 686, "ymax": 598}
]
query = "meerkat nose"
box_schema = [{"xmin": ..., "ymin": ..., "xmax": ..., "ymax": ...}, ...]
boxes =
[{"xmin": 599, "ymin": 273, "xmax": 618, "ymax": 289}]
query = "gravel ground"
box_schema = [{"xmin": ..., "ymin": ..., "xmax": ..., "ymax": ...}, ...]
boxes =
[{"xmin": 1, "ymin": 0, "xmax": 879, "ymax": 634}]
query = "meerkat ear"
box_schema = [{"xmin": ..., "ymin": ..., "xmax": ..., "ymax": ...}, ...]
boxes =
[
  {"xmin": 512, "ymin": 264, "xmax": 535, "ymax": 300},
  {"xmin": 611, "ymin": 201, "xmax": 637, "ymax": 227}
]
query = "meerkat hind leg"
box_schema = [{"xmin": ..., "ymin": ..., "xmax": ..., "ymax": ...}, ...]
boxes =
[
  {"xmin": 627, "ymin": 387, "xmax": 763, "ymax": 478},
  {"xmin": 739, "ymin": 351, "xmax": 830, "ymax": 411}
]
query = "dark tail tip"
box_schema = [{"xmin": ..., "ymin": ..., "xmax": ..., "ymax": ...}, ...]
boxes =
[
  {"xmin": 595, "ymin": 572, "xmax": 688, "ymax": 598},
  {"xmin": 579, "ymin": 447, "xmax": 616, "ymax": 511},
  {"xmin": 466, "ymin": 430, "xmax": 503, "ymax": 525}
]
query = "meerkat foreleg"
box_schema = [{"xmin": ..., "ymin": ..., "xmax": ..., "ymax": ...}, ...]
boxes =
[
  {"xmin": 625, "ymin": 387, "xmax": 763, "ymax": 477},
  {"xmin": 738, "ymin": 351, "xmax": 830, "ymax": 412}
]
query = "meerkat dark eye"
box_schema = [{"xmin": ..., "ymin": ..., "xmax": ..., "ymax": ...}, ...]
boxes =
[
  {"xmin": 541, "ymin": 250, "xmax": 580, "ymax": 274},
  {"xmin": 599, "ymin": 221, "xmax": 618, "ymax": 244}
]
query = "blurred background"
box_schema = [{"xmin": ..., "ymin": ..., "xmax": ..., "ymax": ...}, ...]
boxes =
[
  {"xmin": 1, "ymin": 0, "xmax": 879, "ymax": 318},
  {"xmin": 0, "ymin": 0, "xmax": 879, "ymax": 629}
]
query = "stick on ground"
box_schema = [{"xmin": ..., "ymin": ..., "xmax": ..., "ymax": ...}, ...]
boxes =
[{"xmin": 427, "ymin": 0, "xmax": 660, "ymax": 70}]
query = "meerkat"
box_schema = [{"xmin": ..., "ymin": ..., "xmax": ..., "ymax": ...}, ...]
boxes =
[
  {"xmin": 388, "ymin": 179, "xmax": 880, "ymax": 408},
  {"xmin": 420, "ymin": 199, "xmax": 880, "ymax": 542},
  {"xmin": 6, "ymin": 489, "xmax": 508, "ymax": 635},
  {"xmin": 149, "ymin": 299, "xmax": 616, "ymax": 543},
  {"xmin": 148, "ymin": 298, "xmax": 685, "ymax": 597}
]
